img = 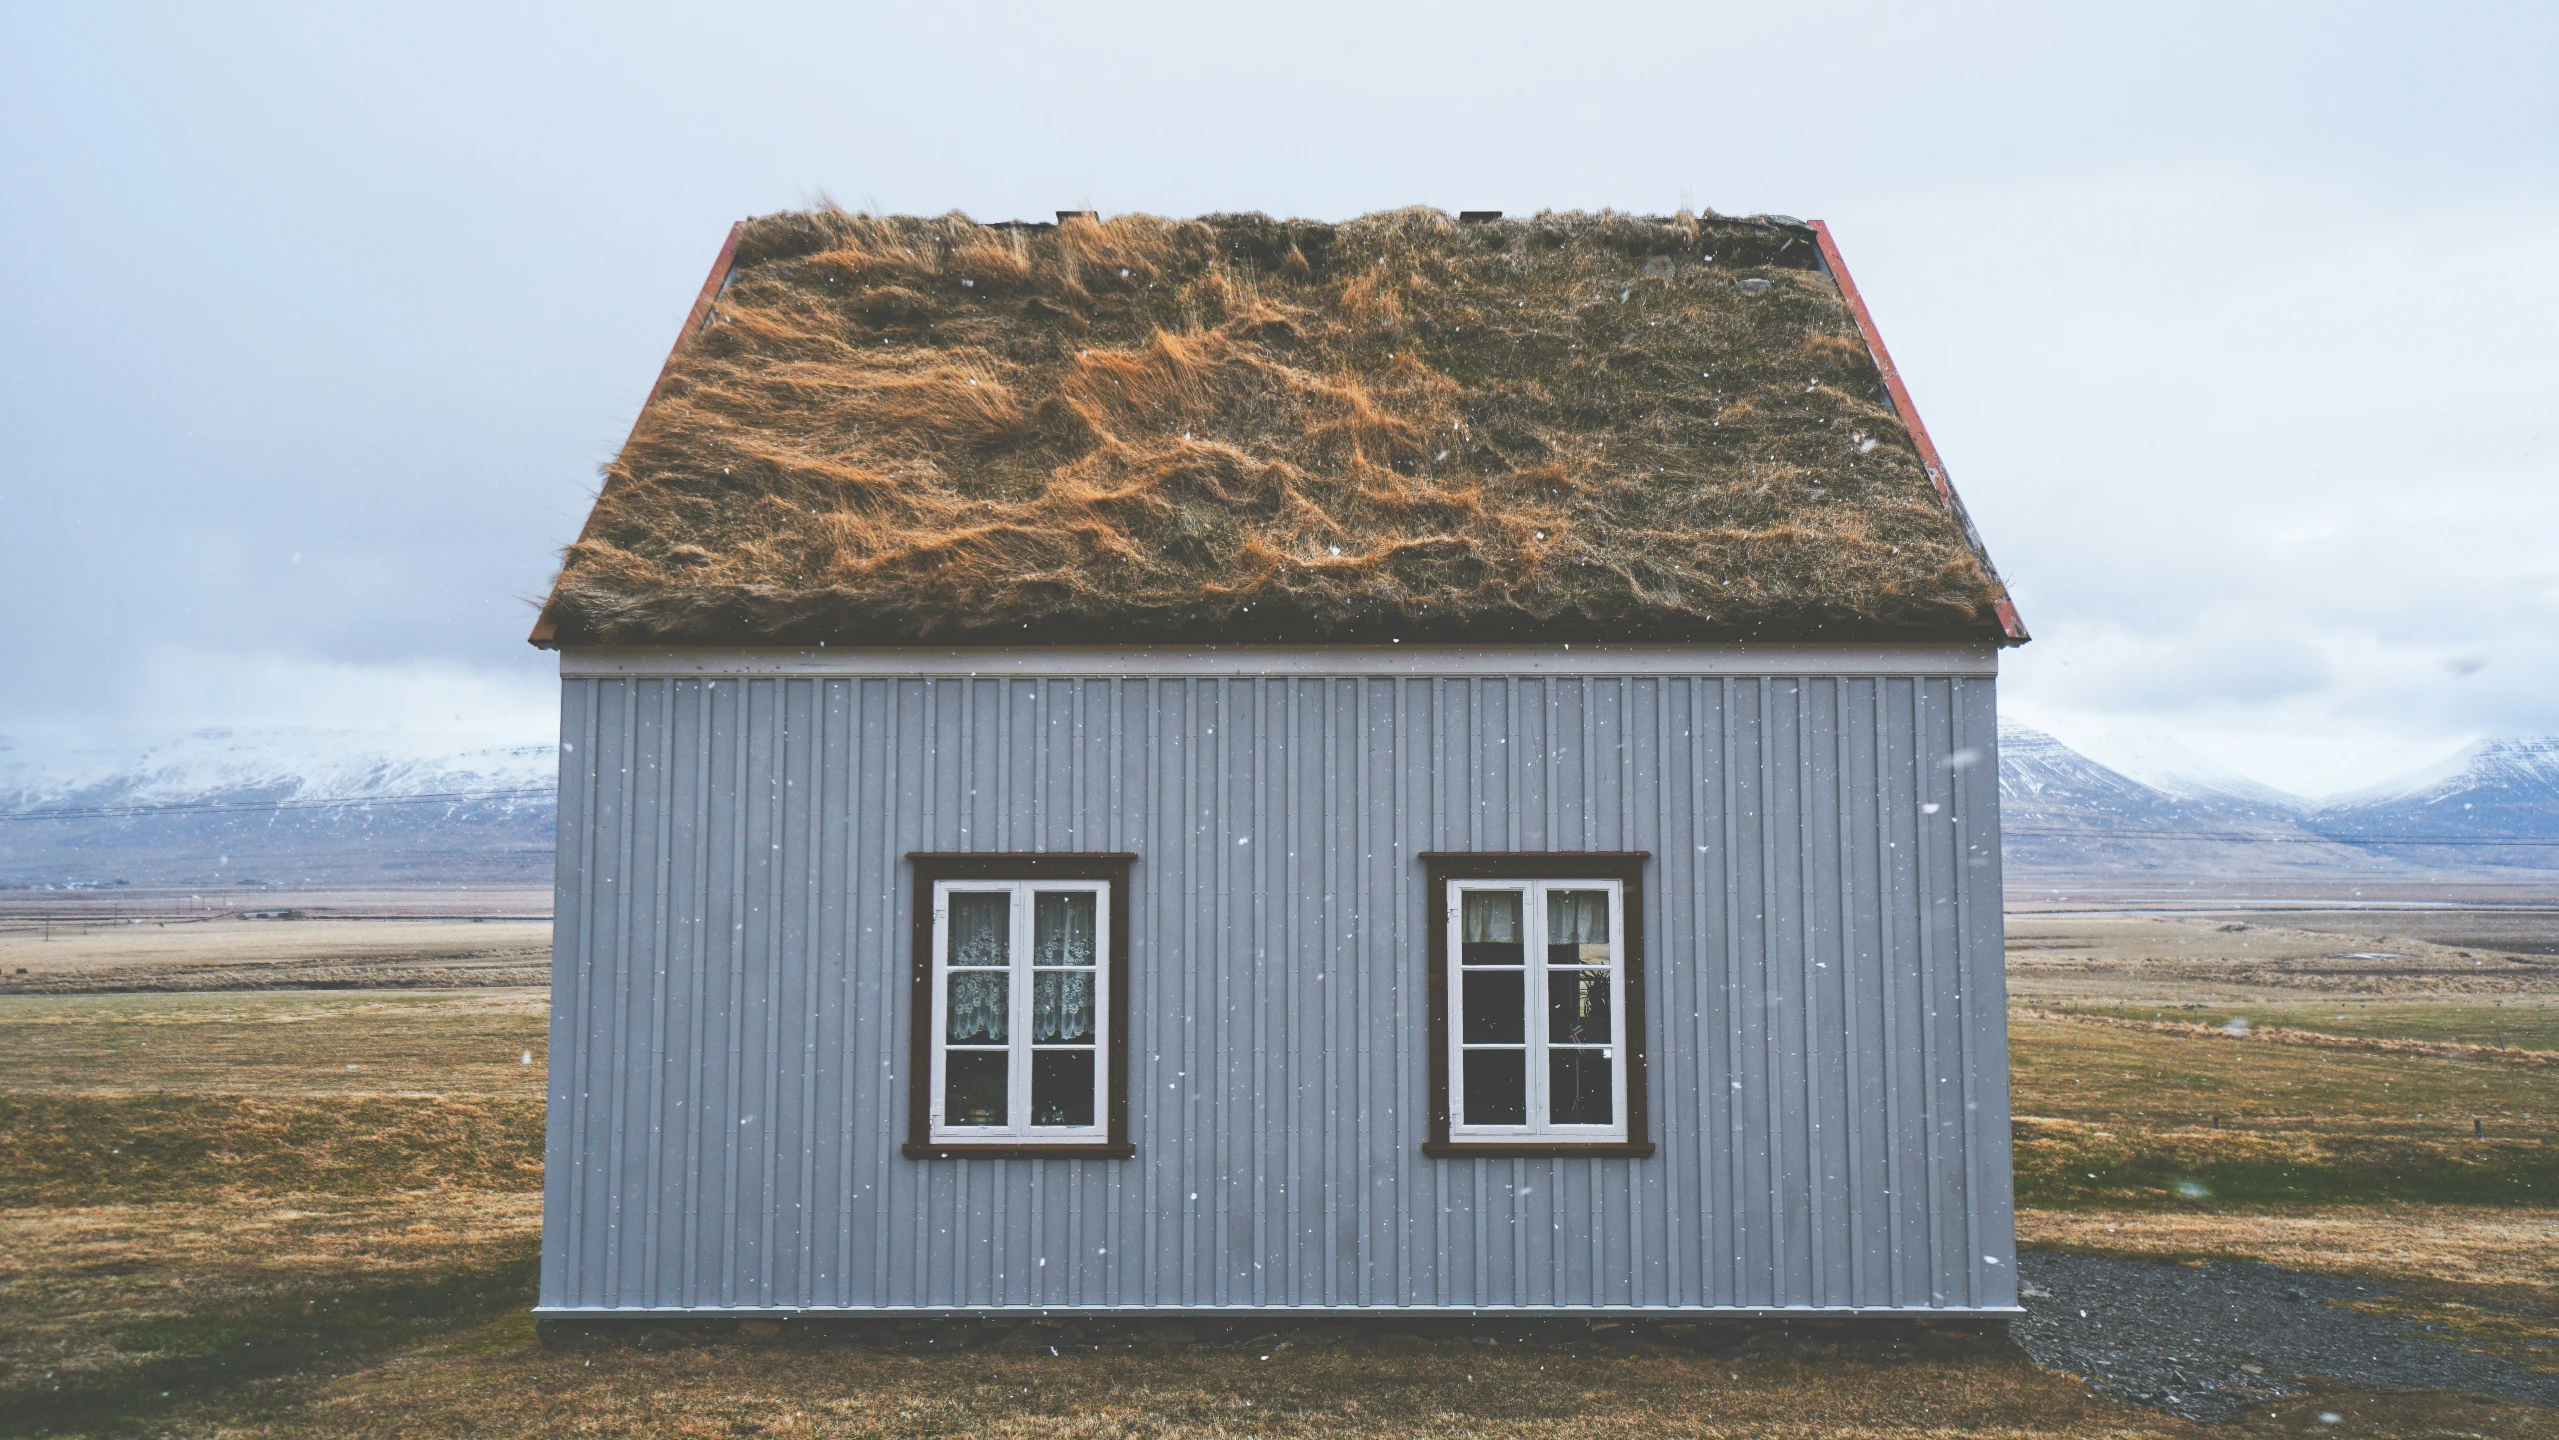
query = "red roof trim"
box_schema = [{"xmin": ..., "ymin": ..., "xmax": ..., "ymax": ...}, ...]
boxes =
[
  {"xmin": 1810, "ymin": 221, "xmax": 2028, "ymax": 645},
  {"xmin": 530, "ymin": 222, "xmax": 748, "ymax": 648}
]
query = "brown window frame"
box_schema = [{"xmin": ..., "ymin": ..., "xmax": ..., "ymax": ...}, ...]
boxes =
[
  {"xmin": 904, "ymin": 853, "xmax": 1137, "ymax": 1160},
  {"xmin": 1420, "ymin": 852, "xmax": 1655, "ymax": 1159}
]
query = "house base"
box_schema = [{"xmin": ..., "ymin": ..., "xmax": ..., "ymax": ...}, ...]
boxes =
[{"xmin": 534, "ymin": 1306, "xmax": 2019, "ymax": 1352}]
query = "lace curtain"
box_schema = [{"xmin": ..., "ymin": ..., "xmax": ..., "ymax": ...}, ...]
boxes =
[
  {"xmin": 1033, "ymin": 891, "xmax": 1096, "ymax": 967},
  {"xmin": 950, "ymin": 892, "xmax": 1010, "ymax": 968},
  {"xmin": 1033, "ymin": 972, "xmax": 1095, "ymax": 1044},
  {"xmin": 947, "ymin": 972, "xmax": 1007, "ymax": 1043}
]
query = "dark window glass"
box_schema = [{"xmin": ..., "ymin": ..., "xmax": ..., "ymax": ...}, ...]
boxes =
[
  {"xmin": 949, "ymin": 892, "xmax": 1011, "ymax": 967},
  {"xmin": 1548, "ymin": 1049, "xmax": 1612, "ymax": 1125},
  {"xmin": 944, "ymin": 1050, "xmax": 1008, "ymax": 1126},
  {"xmin": 1547, "ymin": 970, "xmax": 1611, "ymax": 1045},
  {"xmin": 1462, "ymin": 1049, "xmax": 1528, "ymax": 1126},
  {"xmin": 1031, "ymin": 970, "xmax": 1095, "ymax": 1044},
  {"xmin": 947, "ymin": 971, "xmax": 1007, "ymax": 1044},
  {"xmin": 1461, "ymin": 969, "xmax": 1525, "ymax": 1044},
  {"xmin": 1033, "ymin": 890, "xmax": 1097, "ymax": 966},
  {"xmin": 1461, "ymin": 890, "xmax": 1524, "ymax": 966},
  {"xmin": 1030, "ymin": 1049, "xmax": 1095, "ymax": 1126}
]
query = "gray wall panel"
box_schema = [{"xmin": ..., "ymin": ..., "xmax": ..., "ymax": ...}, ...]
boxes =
[{"xmin": 543, "ymin": 671, "xmax": 2015, "ymax": 1314}]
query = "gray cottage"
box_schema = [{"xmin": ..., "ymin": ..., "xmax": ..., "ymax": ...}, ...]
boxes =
[{"xmin": 530, "ymin": 208, "xmax": 2028, "ymax": 1320}]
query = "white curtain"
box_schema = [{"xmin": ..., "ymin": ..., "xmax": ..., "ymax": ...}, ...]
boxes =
[
  {"xmin": 1463, "ymin": 890, "xmax": 1522, "ymax": 944},
  {"xmin": 1548, "ymin": 890, "xmax": 1609, "ymax": 947}
]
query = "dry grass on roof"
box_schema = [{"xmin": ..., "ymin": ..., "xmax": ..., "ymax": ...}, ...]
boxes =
[{"xmin": 543, "ymin": 207, "xmax": 2009, "ymax": 646}]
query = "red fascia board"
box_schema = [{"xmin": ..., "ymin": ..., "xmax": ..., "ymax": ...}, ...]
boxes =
[
  {"xmin": 528, "ymin": 221, "xmax": 748, "ymax": 647},
  {"xmin": 1810, "ymin": 221, "xmax": 2029, "ymax": 645}
]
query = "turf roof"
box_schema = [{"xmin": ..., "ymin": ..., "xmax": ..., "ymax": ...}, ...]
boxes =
[{"xmin": 534, "ymin": 207, "xmax": 2021, "ymax": 648}]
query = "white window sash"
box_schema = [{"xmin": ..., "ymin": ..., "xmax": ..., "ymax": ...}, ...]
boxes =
[
  {"xmin": 927, "ymin": 878, "xmax": 1110, "ymax": 1143},
  {"xmin": 1446, "ymin": 878, "xmax": 1628, "ymax": 1142}
]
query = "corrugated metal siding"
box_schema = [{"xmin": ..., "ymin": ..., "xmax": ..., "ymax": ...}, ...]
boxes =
[{"xmin": 542, "ymin": 673, "xmax": 2012, "ymax": 1313}]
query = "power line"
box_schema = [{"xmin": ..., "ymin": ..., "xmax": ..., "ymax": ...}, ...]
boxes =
[{"xmin": 0, "ymin": 787, "xmax": 555, "ymax": 822}]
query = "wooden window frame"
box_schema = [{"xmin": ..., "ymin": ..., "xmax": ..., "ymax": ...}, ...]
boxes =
[
  {"xmin": 904, "ymin": 853, "xmax": 1136, "ymax": 1160},
  {"xmin": 1420, "ymin": 852, "xmax": 1655, "ymax": 1159}
]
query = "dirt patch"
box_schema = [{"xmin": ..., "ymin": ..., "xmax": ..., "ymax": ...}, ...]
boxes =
[
  {"xmin": 2015, "ymin": 1249, "xmax": 2559, "ymax": 1422},
  {"xmin": 2019, "ymin": 1205, "xmax": 2559, "ymax": 1304}
]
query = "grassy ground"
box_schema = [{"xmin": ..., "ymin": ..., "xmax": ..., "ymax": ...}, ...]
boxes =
[
  {"xmin": 2010, "ymin": 1013, "xmax": 2559, "ymax": 1208},
  {"xmin": 2, "ymin": 909, "xmax": 2555, "ymax": 1437},
  {"xmin": 0, "ymin": 989, "xmax": 550, "ymax": 1437},
  {"xmin": 0, "ymin": 989, "xmax": 548, "ymax": 1095},
  {"xmin": 2052, "ymin": 999, "xmax": 2559, "ymax": 1053}
]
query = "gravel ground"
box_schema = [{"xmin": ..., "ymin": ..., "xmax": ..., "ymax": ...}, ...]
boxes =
[{"xmin": 2016, "ymin": 1249, "xmax": 2559, "ymax": 1422}]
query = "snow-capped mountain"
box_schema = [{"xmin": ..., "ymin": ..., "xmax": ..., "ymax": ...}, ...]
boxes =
[
  {"xmin": 2308, "ymin": 737, "xmax": 2559, "ymax": 867},
  {"xmin": 0, "ymin": 728, "xmax": 555, "ymax": 888},
  {"xmin": 0, "ymin": 727, "xmax": 554, "ymax": 811},
  {"xmin": 1995, "ymin": 721, "xmax": 2415, "ymax": 881}
]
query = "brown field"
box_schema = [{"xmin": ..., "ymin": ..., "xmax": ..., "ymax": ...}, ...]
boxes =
[
  {"xmin": 2005, "ymin": 910, "xmax": 2559, "ymax": 1007},
  {"xmin": 0, "ymin": 905, "xmax": 2553, "ymax": 1437},
  {"xmin": 0, "ymin": 917, "xmax": 552, "ymax": 993}
]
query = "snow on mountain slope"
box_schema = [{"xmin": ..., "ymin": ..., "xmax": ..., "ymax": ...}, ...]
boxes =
[
  {"xmin": 1998, "ymin": 722, "xmax": 2192, "ymax": 824},
  {"xmin": 2310, "ymin": 737, "xmax": 2559, "ymax": 864},
  {"xmin": 0, "ymin": 728, "xmax": 556, "ymax": 887},
  {"xmin": 0, "ymin": 728, "xmax": 553, "ymax": 812},
  {"xmin": 1997, "ymin": 721, "xmax": 2420, "ymax": 881}
]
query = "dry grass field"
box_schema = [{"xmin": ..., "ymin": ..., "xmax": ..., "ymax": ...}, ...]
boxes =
[
  {"xmin": 0, "ymin": 915, "xmax": 552, "ymax": 993},
  {"xmin": 1, "ymin": 907, "xmax": 2554, "ymax": 1437}
]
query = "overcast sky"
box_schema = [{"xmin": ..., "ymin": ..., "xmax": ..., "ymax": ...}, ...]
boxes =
[{"xmin": 4, "ymin": 1, "xmax": 2552, "ymax": 797}]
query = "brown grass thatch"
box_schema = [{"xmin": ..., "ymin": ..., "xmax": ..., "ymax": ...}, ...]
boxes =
[{"xmin": 536, "ymin": 208, "xmax": 2016, "ymax": 647}]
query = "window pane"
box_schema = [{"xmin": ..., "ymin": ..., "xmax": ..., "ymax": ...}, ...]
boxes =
[
  {"xmin": 1461, "ymin": 1049, "xmax": 1528, "ymax": 1126},
  {"xmin": 1461, "ymin": 969, "xmax": 1525, "ymax": 1044},
  {"xmin": 1030, "ymin": 1049, "xmax": 1096, "ymax": 1127},
  {"xmin": 948, "ymin": 892, "xmax": 1011, "ymax": 967},
  {"xmin": 1548, "ymin": 1049, "xmax": 1613, "ymax": 1125},
  {"xmin": 1033, "ymin": 890, "xmax": 1097, "ymax": 967},
  {"xmin": 1032, "ymin": 970, "xmax": 1096, "ymax": 1044},
  {"xmin": 944, "ymin": 1050, "xmax": 1008, "ymax": 1126},
  {"xmin": 946, "ymin": 971, "xmax": 1008, "ymax": 1044},
  {"xmin": 1461, "ymin": 890, "xmax": 1524, "ymax": 966},
  {"xmin": 1547, "ymin": 969, "xmax": 1611, "ymax": 1044},
  {"xmin": 1546, "ymin": 889, "xmax": 1611, "ymax": 967}
]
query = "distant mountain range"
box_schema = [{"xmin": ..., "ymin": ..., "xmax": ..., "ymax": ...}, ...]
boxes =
[
  {"xmin": 2, "ymin": 721, "xmax": 2554, "ymax": 890},
  {"xmin": 0, "ymin": 729, "xmax": 555, "ymax": 888},
  {"xmin": 1999, "ymin": 723, "xmax": 2559, "ymax": 880}
]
